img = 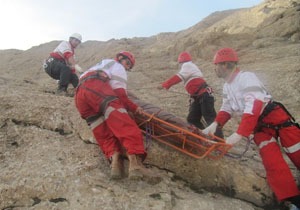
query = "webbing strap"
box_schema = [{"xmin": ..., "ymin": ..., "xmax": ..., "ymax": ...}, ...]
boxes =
[
  {"xmin": 78, "ymin": 71, "xmax": 108, "ymax": 87},
  {"xmin": 258, "ymin": 120, "xmax": 296, "ymax": 132},
  {"xmin": 78, "ymin": 60, "xmax": 116, "ymax": 86},
  {"xmin": 191, "ymin": 83, "xmax": 208, "ymax": 97},
  {"xmin": 79, "ymin": 84, "xmax": 118, "ymax": 124},
  {"xmin": 259, "ymin": 101, "xmax": 297, "ymax": 123},
  {"xmin": 145, "ymin": 122, "xmax": 152, "ymax": 151},
  {"xmin": 86, "ymin": 115, "xmax": 101, "ymax": 124},
  {"xmin": 256, "ymin": 101, "xmax": 300, "ymax": 136}
]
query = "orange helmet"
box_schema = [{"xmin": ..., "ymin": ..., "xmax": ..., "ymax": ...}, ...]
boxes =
[
  {"xmin": 178, "ymin": 52, "xmax": 192, "ymax": 63},
  {"xmin": 213, "ymin": 48, "xmax": 238, "ymax": 64},
  {"xmin": 116, "ymin": 51, "xmax": 135, "ymax": 69}
]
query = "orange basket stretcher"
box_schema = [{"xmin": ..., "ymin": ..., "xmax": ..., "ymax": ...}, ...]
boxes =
[{"xmin": 134, "ymin": 111, "xmax": 232, "ymax": 160}]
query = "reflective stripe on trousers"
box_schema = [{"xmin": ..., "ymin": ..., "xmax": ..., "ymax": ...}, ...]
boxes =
[
  {"xmin": 258, "ymin": 137, "xmax": 300, "ymax": 154},
  {"xmin": 258, "ymin": 137, "xmax": 277, "ymax": 150},
  {"xmin": 90, "ymin": 106, "xmax": 127, "ymax": 130},
  {"xmin": 283, "ymin": 142, "xmax": 300, "ymax": 154}
]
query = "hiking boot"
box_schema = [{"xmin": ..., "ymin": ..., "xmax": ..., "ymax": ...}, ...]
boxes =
[
  {"xmin": 67, "ymin": 88, "xmax": 75, "ymax": 97},
  {"xmin": 55, "ymin": 89, "xmax": 68, "ymax": 96},
  {"xmin": 110, "ymin": 152, "xmax": 124, "ymax": 180},
  {"xmin": 128, "ymin": 154, "xmax": 162, "ymax": 184},
  {"xmin": 65, "ymin": 91, "xmax": 74, "ymax": 97},
  {"xmin": 128, "ymin": 154, "xmax": 143, "ymax": 180},
  {"xmin": 55, "ymin": 89, "xmax": 74, "ymax": 97}
]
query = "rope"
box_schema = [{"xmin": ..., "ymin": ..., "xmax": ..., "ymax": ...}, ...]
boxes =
[
  {"xmin": 145, "ymin": 121, "xmax": 152, "ymax": 151},
  {"xmin": 166, "ymin": 89, "xmax": 189, "ymax": 96},
  {"xmin": 128, "ymin": 86, "xmax": 158, "ymax": 90},
  {"xmin": 143, "ymin": 111, "xmax": 158, "ymax": 151},
  {"xmin": 128, "ymin": 85, "xmax": 188, "ymax": 96}
]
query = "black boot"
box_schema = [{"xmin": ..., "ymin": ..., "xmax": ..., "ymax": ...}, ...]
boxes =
[
  {"xmin": 286, "ymin": 195, "xmax": 300, "ymax": 210},
  {"xmin": 56, "ymin": 86, "xmax": 68, "ymax": 96}
]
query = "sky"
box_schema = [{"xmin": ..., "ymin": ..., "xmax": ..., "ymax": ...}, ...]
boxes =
[{"xmin": 0, "ymin": 0, "xmax": 263, "ymax": 50}]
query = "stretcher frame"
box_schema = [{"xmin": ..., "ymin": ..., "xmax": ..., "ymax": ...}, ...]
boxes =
[{"xmin": 135, "ymin": 112, "xmax": 232, "ymax": 160}]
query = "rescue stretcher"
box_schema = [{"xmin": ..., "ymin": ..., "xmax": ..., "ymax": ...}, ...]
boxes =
[{"xmin": 129, "ymin": 93, "xmax": 232, "ymax": 160}]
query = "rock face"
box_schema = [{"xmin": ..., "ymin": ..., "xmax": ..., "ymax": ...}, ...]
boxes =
[{"xmin": 0, "ymin": 0, "xmax": 300, "ymax": 209}]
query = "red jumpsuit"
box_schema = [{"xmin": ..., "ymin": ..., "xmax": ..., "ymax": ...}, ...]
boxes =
[
  {"xmin": 215, "ymin": 69, "xmax": 300, "ymax": 201},
  {"xmin": 75, "ymin": 59, "xmax": 146, "ymax": 158}
]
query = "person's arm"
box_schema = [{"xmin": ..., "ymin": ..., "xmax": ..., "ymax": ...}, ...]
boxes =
[
  {"xmin": 161, "ymin": 75, "xmax": 182, "ymax": 89},
  {"xmin": 113, "ymin": 88, "xmax": 138, "ymax": 113},
  {"xmin": 203, "ymin": 87, "xmax": 232, "ymax": 135},
  {"xmin": 66, "ymin": 55, "xmax": 76, "ymax": 67},
  {"xmin": 237, "ymin": 98, "xmax": 264, "ymax": 137},
  {"xmin": 65, "ymin": 53, "xmax": 83, "ymax": 73},
  {"xmin": 202, "ymin": 109, "xmax": 231, "ymax": 135},
  {"xmin": 215, "ymin": 111, "xmax": 231, "ymax": 127},
  {"xmin": 226, "ymin": 99, "xmax": 264, "ymax": 145}
]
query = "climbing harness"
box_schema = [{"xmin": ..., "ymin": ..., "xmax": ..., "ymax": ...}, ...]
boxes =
[
  {"xmin": 256, "ymin": 101, "xmax": 300, "ymax": 137},
  {"xmin": 225, "ymin": 101, "xmax": 300, "ymax": 159},
  {"xmin": 77, "ymin": 70, "xmax": 118, "ymax": 125},
  {"xmin": 191, "ymin": 82, "xmax": 208, "ymax": 97}
]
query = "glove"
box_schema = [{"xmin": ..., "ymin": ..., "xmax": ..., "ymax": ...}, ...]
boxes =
[
  {"xmin": 202, "ymin": 122, "xmax": 218, "ymax": 135},
  {"xmin": 135, "ymin": 107, "xmax": 144, "ymax": 115},
  {"xmin": 74, "ymin": 64, "xmax": 84, "ymax": 73},
  {"xmin": 226, "ymin": 132, "xmax": 243, "ymax": 145},
  {"xmin": 157, "ymin": 85, "xmax": 166, "ymax": 90}
]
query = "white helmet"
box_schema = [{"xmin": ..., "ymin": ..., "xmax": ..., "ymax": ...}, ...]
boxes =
[{"xmin": 70, "ymin": 33, "xmax": 82, "ymax": 42}]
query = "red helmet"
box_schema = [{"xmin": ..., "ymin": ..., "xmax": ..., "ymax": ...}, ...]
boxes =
[
  {"xmin": 213, "ymin": 48, "xmax": 239, "ymax": 64},
  {"xmin": 116, "ymin": 51, "xmax": 135, "ymax": 69},
  {"xmin": 178, "ymin": 52, "xmax": 192, "ymax": 63}
]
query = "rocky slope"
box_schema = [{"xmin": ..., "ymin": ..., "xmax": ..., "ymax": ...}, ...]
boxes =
[{"xmin": 0, "ymin": 0, "xmax": 300, "ymax": 209}]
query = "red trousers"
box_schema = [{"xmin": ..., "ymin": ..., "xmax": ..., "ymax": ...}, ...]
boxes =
[
  {"xmin": 254, "ymin": 105, "xmax": 300, "ymax": 201},
  {"xmin": 75, "ymin": 74, "xmax": 146, "ymax": 158}
]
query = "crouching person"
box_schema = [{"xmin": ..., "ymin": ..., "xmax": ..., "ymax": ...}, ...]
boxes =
[{"xmin": 75, "ymin": 51, "xmax": 160, "ymax": 182}]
